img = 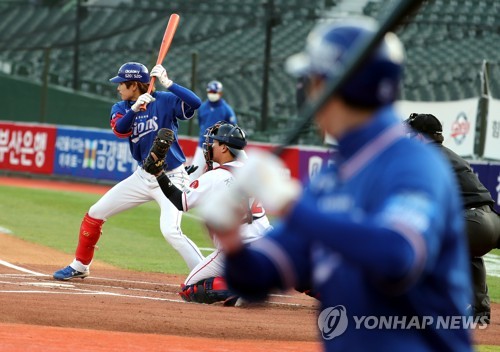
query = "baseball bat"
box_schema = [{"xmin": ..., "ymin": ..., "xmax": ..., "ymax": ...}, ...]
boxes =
[
  {"xmin": 140, "ymin": 13, "xmax": 181, "ymax": 111},
  {"xmin": 272, "ymin": 0, "xmax": 426, "ymax": 156}
]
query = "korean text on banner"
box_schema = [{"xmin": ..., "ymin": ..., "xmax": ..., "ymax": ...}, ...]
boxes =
[{"xmin": 0, "ymin": 122, "xmax": 56, "ymax": 174}]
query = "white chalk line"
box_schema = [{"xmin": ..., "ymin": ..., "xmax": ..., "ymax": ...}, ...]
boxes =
[
  {"xmin": 0, "ymin": 260, "xmax": 303, "ymax": 306},
  {"xmin": 0, "ymin": 289, "xmax": 183, "ymax": 302},
  {"xmin": 0, "ymin": 279, "xmax": 184, "ymax": 302},
  {"xmin": 0, "ymin": 226, "xmax": 12, "ymax": 234},
  {"xmin": 484, "ymin": 253, "xmax": 500, "ymax": 278},
  {"xmin": 0, "ymin": 259, "xmax": 45, "ymax": 276}
]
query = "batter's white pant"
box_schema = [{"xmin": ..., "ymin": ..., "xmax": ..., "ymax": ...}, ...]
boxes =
[
  {"xmin": 184, "ymin": 249, "xmax": 224, "ymax": 285},
  {"xmin": 73, "ymin": 165, "xmax": 204, "ymax": 271}
]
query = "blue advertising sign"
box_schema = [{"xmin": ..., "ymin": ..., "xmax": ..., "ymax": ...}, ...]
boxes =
[
  {"xmin": 485, "ymin": 163, "xmax": 500, "ymax": 212},
  {"xmin": 298, "ymin": 147, "xmax": 335, "ymax": 184},
  {"xmin": 471, "ymin": 161, "xmax": 500, "ymax": 212},
  {"xmin": 53, "ymin": 126, "xmax": 138, "ymax": 182}
]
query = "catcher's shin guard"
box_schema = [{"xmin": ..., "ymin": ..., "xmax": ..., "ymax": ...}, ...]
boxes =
[
  {"xmin": 75, "ymin": 213, "xmax": 104, "ymax": 265},
  {"xmin": 179, "ymin": 277, "xmax": 232, "ymax": 304}
]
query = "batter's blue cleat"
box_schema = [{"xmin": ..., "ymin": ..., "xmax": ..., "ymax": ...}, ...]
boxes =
[{"xmin": 53, "ymin": 266, "xmax": 89, "ymax": 281}]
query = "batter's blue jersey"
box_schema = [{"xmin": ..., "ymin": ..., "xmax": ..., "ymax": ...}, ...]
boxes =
[
  {"xmin": 225, "ymin": 107, "xmax": 473, "ymax": 351},
  {"xmin": 197, "ymin": 99, "xmax": 237, "ymax": 147},
  {"xmin": 111, "ymin": 87, "xmax": 200, "ymax": 171}
]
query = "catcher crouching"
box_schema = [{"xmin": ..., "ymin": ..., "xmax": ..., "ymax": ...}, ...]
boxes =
[{"xmin": 144, "ymin": 122, "xmax": 272, "ymax": 305}]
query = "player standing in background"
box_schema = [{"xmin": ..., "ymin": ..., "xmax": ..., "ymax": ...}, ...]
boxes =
[
  {"xmin": 406, "ymin": 113, "xmax": 500, "ymax": 324},
  {"xmin": 53, "ymin": 62, "xmax": 204, "ymax": 280},
  {"xmin": 202, "ymin": 18, "xmax": 473, "ymax": 351},
  {"xmin": 143, "ymin": 121, "xmax": 271, "ymax": 305},
  {"xmin": 188, "ymin": 80, "xmax": 237, "ymax": 181}
]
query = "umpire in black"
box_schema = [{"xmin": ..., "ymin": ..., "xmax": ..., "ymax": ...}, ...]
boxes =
[{"xmin": 406, "ymin": 113, "xmax": 500, "ymax": 323}]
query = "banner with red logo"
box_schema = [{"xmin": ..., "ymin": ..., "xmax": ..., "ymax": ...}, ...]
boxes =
[
  {"xmin": 395, "ymin": 99, "xmax": 478, "ymax": 157},
  {"xmin": 0, "ymin": 122, "xmax": 56, "ymax": 174},
  {"xmin": 483, "ymin": 98, "xmax": 500, "ymax": 161}
]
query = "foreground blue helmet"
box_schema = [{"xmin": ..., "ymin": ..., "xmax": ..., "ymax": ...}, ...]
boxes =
[
  {"xmin": 206, "ymin": 80, "xmax": 223, "ymax": 93},
  {"xmin": 109, "ymin": 62, "xmax": 150, "ymax": 83},
  {"xmin": 286, "ymin": 17, "xmax": 404, "ymax": 107}
]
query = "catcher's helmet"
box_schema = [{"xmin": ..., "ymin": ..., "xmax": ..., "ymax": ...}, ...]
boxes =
[
  {"xmin": 109, "ymin": 62, "xmax": 150, "ymax": 83},
  {"xmin": 203, "ymin": 121, "xmax": 247, "ymax": 160},
  {"xmin": 206, "ymin": 80, "xmax": 223, "ymax": 93},
  {"xmin": 286, "ymin": 17, "xmax": 404, "ymax": 108}
]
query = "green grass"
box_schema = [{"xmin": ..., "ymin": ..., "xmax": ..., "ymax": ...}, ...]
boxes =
[
  {"xmin": 477, "ymin": 346, "xmax": 500, "ymax": 352},
  {"xmin": 1, "ymin": 184, "xmax": 500, "ymax": 303},
  {"xmin": 0, "ymin": 185, "xmax": 212, "ymax": 274}
]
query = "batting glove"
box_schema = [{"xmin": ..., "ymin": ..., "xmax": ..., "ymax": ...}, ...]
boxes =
[
  {"xmin": 131, "ymin": 93, "xmax": 156, "ymax": 112},
  {"xmin": 235, "ymin": 149, "xmax": 302, "ymax": 214},
  {"xmin": 150, "ymin": 64, "xmax": 173, "ymax": 89}
]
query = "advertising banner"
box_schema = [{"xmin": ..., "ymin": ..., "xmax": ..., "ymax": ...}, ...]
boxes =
[
  {"xmin": 484, "ymin": 162, "xmax": 500, "ymax": 212},
  {"xmin": 298, "ymin": 146, "xmax": 335, "ymax": 184},
  {"xmin": 483, "ymin": 98, "xmax": 500, "ymax": 161},
  {"xmin": 53, "ymin": 126, "xmax": 138, "ymax": 181},
  {"xmin": 470, "ymin": 162, "xmax": 500, "ymax": 212},
  {"xmin": 0, "ymin": 121, "xmax": 56, "ymax": 174}
]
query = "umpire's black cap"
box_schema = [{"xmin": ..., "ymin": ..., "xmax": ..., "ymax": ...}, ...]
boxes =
[{"xmin": 406, "ymin": 113, "xmax": 443, "ymax": 136}]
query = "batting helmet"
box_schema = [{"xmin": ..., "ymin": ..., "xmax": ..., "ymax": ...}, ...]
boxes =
[
  {"xmin": 206, "ymin": 80, "xmax": 223, "ymax": 93},
  {"xmin": 203, "ymin": 121, "xmax": 247, "ymax": 159},
  {"xmin": 109, "ymin": 62, "xmax": 150, "ymax": 83},
  {"xmin": 285, "ymin": 17, "xmax": 405, "ymax": 108}
]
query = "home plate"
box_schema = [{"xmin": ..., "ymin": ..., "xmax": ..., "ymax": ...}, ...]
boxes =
[{"xmin": 25, "ymin": 282, "xmax": 75, "ymax": 288}]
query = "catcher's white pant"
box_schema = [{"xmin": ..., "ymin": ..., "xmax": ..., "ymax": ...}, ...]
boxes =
[
  {"xmin": 72, "ymin": 166, "xmax": 204, "ymax": 272},
  {"xmin": 184, "ymin": 249, "xmax": 224, "ymax": 285}
]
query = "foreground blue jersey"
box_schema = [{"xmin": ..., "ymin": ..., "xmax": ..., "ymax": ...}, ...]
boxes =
[
  {"xmin": 110, "ymin": 84, "xmax": 201, "ymax": 171},
  {"xmin": 226, "ymin": 107, "xmax": 473, "ymax": 352},
  {"xmin": 197, "ymin": 99, "xmax": 236, "ymax": 147}
]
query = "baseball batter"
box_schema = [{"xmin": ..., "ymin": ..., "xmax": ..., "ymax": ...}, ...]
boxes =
[
  {"xmin": 144, "ymin": 122, "xmax": 271, "ymax": 305},
  {"xmin": 189, "ymin": 81, "xmax": 237, "ymax": 181},
  {"xmin": 53, "ymin": 62, "xmax": 204, "ymax": 280}
]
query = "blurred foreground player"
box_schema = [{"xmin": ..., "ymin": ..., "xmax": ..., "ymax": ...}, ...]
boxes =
[{"xmin": 202, "ymin": 18, "xmax": 473, "ymax": 351}]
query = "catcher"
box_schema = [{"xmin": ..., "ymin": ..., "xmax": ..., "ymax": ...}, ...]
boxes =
[{"xmin": 144, "ymin": 122, "xmax": 272, "ymax": 305}]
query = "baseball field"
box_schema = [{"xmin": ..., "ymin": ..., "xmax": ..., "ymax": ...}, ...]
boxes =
[{"xmin": 0, "ymin": 176, "xmax": 499, "ymax": 351}]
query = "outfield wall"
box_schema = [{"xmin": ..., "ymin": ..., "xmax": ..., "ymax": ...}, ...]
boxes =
[
  {"xmin": 0, "ymin": 121, "xmax": 499, "ymax": 212},
  {"xmin": 0, "ymin": 121, "xmax": 332, "ymax": 184}
]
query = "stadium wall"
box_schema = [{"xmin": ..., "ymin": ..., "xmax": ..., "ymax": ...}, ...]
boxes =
[
  {"xmin": 0, "ymin": 121, "xmax": 332, "ymax": 185},
  {"xmin": 0, "ymin": 73, "xmax": 114, "ymax": 129},
  {"xmin": 0, "ymin": 121, "xmax": 499, "ymax": 212}
]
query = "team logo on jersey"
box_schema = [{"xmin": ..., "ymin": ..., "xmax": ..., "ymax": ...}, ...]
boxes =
[
  {"xmin": 130, "ymin": 116, "xmax": 159, "ymax": 143},
  {"xmin": 318, "ymin": 305, "xmax": 348, "ymax": 340},
  {"xmin": 450, "ymin": 112, "xmax": 470, "ymax": 145},
  {"xmin": 190, "ymin": 180, "xmax": 199, "ymax": 189}
]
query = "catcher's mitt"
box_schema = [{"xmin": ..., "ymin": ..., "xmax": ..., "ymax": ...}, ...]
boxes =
[{"xmin": 143, "ymin": 128, "xmax": 175, "ymax": 175}]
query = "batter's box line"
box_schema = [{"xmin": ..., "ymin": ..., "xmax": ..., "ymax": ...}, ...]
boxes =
[{"xmin": 0, "ymin": 259, "xmax": 46, "ymax": 276}]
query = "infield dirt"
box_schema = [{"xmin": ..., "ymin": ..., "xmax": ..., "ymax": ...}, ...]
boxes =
[{"xmin": 0, "ymin": 176, "xmax": 498, "ymax": 351}]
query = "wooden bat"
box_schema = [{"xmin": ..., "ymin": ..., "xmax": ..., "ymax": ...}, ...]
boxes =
[{"xmin": 140, "ymin": 13, "xmax": 181, "ymax": 111}]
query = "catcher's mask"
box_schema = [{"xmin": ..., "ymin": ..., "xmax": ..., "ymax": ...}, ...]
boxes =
[{"xmin": 203, "ymin": 121, "xmax": 247, "ymax": 170}]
